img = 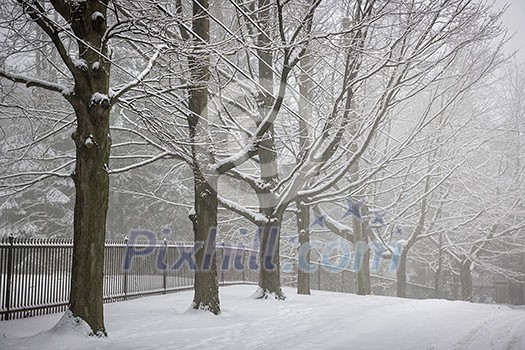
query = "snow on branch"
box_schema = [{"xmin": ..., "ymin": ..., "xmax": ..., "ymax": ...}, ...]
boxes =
[
  {"xmin": 213, "ymin": 144, "xmax": 258, "ymax": 175},
  {"xmin": 0, "ymin": 69, "xmax": 70, "ymax": 95},
  {"xmin": 223, "ymin": 169, "xmax": 260, "ymax": 192},
  {"xmin": 218, "ymin": 195, "xmax": 268, "ymax": 225},
  {"xmin": 110, "ymin": 48, "xmax": 162, "ymax": 104},
  {"xmin": 108, "ymin": 151, "xmax": 173, "ymax": 174},
  {"xmin": 312, "ymin": 204, "xmax": 354, "ymax": 243}
]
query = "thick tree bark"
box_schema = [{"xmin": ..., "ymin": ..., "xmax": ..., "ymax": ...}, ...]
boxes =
[
  {"xmin": 255, "ymin": 122, "xmax": 283, "ymax": 299},
  {"xmin": 65, "ymin": 0, "xmax": 111, "ymax": 336},
  {"xmin": 254, "ymin": 0, "xmax": 284, "ymax": 300},
  {"xmin": 258, "ymin": 216, "xmax": 285, "ymax": 300},
  {"xmin": 353, "ymin": 203, "xmax": 371, "ymax": 295},
  {"xmin": 460, "ymin": 259, "xmax": 473, "ymax": 301},
  {"xmin": 69, "ymin": 104, "xmax": 110, "ymax": 336},
  {"xmin": 342, "ymin": 9, "xmax": 371, "ymax": 296},
  {"xmin": 434, "ymin": 233, "xmax": 443, "ymax": 298},
  {"xmin": 295, "ymin": 42, "xmax": 313, "ymax": 296},
  {"xmin": 296, "ymin": 200, "xmax": 311, "ymax": 295},
  {"xmin": 256, "ymin": 135, "xmax": 283, "ymax": 299},
  {"xmin": 190, "ymin": 174, "xmax": 220, "ymax": 313},
  {"xmin": 396, "ymin": 175, "xmax": 428, "ymax": 298},
  {"xmin": 187, "ymin": 0, "xmax": 220, "ymax": 314},
  {"xmin": 396, "ymin": 249, "xmax": 408, "ymax": 298}
]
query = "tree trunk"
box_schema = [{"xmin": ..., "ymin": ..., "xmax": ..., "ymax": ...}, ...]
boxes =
[
  {"xmin": 69, "ymin": 106, "xmax": 110, "ymax": 336},
  {"xmin": 190, "ymin": 174, "xmax": 220, "ymax": 313},
  {"xmin": 67, "ymin": 0, "xmax": 111, "ymax": 336},
  {"xmin": 356, "ymin": 245, "xmax": 371, "ymax": 295},
  {"xmin": 353, "ymin": 204, "xmax": 371, "ymax": 295},
  {"xmin": 452, "ymin": 273, "xmax": 460, "ymax": 300},
  {"xmin": 254, "ymin": 0, "xmax": 284, "ymax": 300},
  {"xmin": 258, "ymin": 216, "xmax": 285, "ymax": 299},
  {"xmin": 460, "ymin": 259, "xmax": 473, "ymax": 301},
  {"xmin": 434, "ymin": 233, "xmax": 443, "ymax": 298},
  {"xmin": 296, "ymin": 200, "xmax": 311, "ymax": 295},
  {"xmin": 396, "ymin": 249, "xmax": 408, "ymax": 298},
  {"xmin": 255, "ymin": 122, "xmax": 282, "ymax": 299},
  {"xmin": 434, "ymin": 265, "xmax": 442, "ymax": 299},
  {"xmin": 344, "ymin": 10, "xmax": 369, "ymax": 295},
  {"xmin": 187, "ymin": 0, "xmax": 220, "ymax": 314},
  {"xmin": 295, "ymin": 42, "xmax": 313, "ymax": 296}
]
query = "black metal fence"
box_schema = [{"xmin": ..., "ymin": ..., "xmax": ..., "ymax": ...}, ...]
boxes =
[
  {"xmin": 0, "ymin": 237, "xmax": 259, "ymax": 321},
  {"xmin": 2, "ymin": 237, "xmax": 440, "ymax": 321},
  {"xmin": 1, "ymin": 237, "xmax": 73, "ymax": 320}
]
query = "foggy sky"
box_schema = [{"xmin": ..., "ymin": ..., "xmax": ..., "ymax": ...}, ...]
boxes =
[{"xmin": 494, "ymin": 0, "xmax": 525, "ymax": 61}]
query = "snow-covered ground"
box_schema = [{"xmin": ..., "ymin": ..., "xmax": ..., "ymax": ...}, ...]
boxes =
[{"xmin": 1, "ymin": 285, "xmax": 524, "ymax": 350}]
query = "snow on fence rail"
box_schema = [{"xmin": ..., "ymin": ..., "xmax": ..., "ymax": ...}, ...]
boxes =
[{"xmin": 1, "ymin": 237, "xmax": 437, "ymax": 322}]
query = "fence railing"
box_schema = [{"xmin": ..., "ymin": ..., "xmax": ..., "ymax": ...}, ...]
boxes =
[
  {"xmin": 2, "ymin": 237, "xmax": 441, "ymax": 321},
  {"xmin": 0, "ymin": 237, "xmax": 260, "ymax": 321}
]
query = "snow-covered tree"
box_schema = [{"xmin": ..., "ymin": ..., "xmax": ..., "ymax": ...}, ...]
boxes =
[{"xmin": 0, "ymin": 0, "xmax": 161, "ymax": 335}]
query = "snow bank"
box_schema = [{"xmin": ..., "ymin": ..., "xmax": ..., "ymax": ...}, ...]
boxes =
[
  {"xmin": 1, "ymin": 285, "xmax": 524, "ymax": 350},
  {"xmin": 50, "ymin": 310, "xmax": 92, "ymax": 336}
]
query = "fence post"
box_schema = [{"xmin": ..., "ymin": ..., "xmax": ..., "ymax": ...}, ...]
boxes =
[
  {"xmin": 242, "ymin": 246, "xmax": 246, "ymax": 283},
  {"xmin": 4, "ymin": 235, "xmax": 14, "ymax": 321},
  {"xmin": 163, "ymin": 238, "xmax": 167, "ymax": 294},
  {"xmin": 123, "ymin": 236, "xmax": 129, "ymax": 300},
  {"xmin": 220, "ymin": 242, "xmax": 225, "ymax": 284},
  {"xmin": 317, "ymin": 259, "xmax": 321, "ymax": 290}
]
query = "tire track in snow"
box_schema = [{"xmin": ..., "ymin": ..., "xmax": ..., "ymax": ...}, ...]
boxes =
[{"xmin": 448, "ymin": 310, "xmax": 525, "ymax": 350}]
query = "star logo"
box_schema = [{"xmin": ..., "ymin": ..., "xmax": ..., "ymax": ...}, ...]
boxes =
[
  {"xmin": 342, "ymin": 198, "xmax": 362, "ymax": 220},
  {"xmin": 311, "ymin": 214, "xmax": 326, "ymax": 228},
  {"xmin": 370, "ymin": 212, "xmax": 385, "ymax": 227},
  {"xmin": 393, "ymin": 226, "xmax": 403, "ymax": 236}
]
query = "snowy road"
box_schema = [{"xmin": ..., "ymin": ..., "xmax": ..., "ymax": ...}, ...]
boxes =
[{"xmin": 0, "ymin": 285, "xmax": 524, "ymax": 350}]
